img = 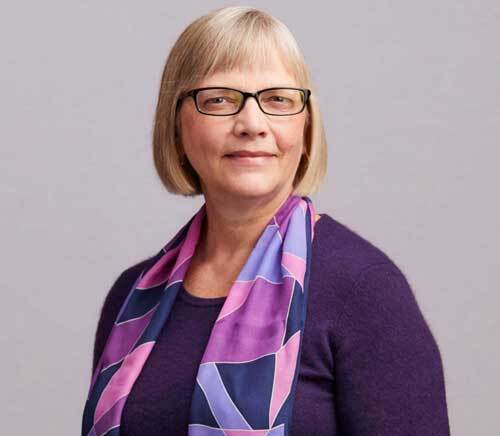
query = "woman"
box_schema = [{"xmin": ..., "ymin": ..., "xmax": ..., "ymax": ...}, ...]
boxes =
[{"xmin": 82, "ymin": 6, "xmax": 450, "ymax": 436}]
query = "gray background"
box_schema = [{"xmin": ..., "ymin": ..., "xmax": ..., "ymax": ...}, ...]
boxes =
[{"xmin": 2, "ymin": 1, "xmax": 499, "ymax": 434}]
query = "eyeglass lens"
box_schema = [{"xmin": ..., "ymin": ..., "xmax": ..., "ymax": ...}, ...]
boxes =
[{"xmin": 196, "ymin": 88, "xmax": 305, "ymax": 115}]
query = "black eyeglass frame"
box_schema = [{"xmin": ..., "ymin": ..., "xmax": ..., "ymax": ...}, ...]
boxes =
[{"xmin": 176, "ymin": 86, "xmax": 311, "ymax": 116}]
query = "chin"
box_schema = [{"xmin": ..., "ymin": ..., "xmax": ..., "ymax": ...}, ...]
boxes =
[{"xmin": 222, "ymin": 180, "xmax": 280, "ymax": 199}]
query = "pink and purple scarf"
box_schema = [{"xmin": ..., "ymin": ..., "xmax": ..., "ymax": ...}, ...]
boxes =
[{"xmin": 82, "ymin": 194, "xmax": 316, "ymax": 435}]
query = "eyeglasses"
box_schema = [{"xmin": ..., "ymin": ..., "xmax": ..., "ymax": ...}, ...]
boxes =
[{"xmin": 176, "ymin": 86, "xmax": 311, "ymax": 116}]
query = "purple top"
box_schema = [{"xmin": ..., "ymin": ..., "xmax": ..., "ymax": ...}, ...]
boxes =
[{"xmin": 90, "ymin": 214, "xmax": 450, "ymax": 435}]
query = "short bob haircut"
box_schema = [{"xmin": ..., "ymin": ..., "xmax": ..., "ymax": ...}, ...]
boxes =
[{"xmin": 153, "ymin": 6, "xmax": 328, "ymax": 197}]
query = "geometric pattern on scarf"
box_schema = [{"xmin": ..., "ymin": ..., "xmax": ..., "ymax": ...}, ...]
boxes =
[{"xmin": 82, "ymin": 194, "xmax": 316, "ymax": 436}]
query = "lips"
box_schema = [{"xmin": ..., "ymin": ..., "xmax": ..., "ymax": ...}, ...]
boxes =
[{"xmin": 224, "ymin": 151, "xmax": 276, "ymax": 157}]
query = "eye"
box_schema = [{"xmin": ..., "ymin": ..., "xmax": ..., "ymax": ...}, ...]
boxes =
[
  {"xmin": 201, "ymin": 96, "xmax": 238, "ymax": 106},
  {"xmin": 206, "ymin": 97, "xmax": 226, "ymax": 104},
  {"xmin": 261, "ymin": 93, "xmax": 295, "ymax": 105},
  {"xmin": 269, "ymin": 95, "xmax": 290, "ymax": 103}
]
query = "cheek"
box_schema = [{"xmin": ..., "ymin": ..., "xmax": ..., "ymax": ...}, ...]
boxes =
[
  {"xmin": 182, "ymin": 122, "xmax": 228, "ymax": 175},
  {"xmin": 182, "ymin": 118, "xmax": 217, "ymax": 156},
  {"xmin": 276, "ymin": 123, "xmax": 305, "ymax": 156}
]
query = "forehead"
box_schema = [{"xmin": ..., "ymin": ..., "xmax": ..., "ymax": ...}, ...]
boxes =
[{"xmin": 197, "ymin": 57, "xmax": 298, "ymax": 91}]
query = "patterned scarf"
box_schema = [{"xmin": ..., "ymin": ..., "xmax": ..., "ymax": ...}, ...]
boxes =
[{"xmin": 82, "ymin": 194, "xmax": 316, "ymax": 435}]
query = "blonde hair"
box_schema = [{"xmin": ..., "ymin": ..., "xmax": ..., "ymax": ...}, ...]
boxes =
[{"xmin": 152, "ymin": 6, "xmax": 328, "ymax": 196}]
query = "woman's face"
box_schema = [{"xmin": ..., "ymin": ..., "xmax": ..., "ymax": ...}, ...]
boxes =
[{"xmin": 176, "ymin": 56, "xmax": 309, "ymax": 202}]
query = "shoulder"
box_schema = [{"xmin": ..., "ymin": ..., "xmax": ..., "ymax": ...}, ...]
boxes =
[
  {"xmin": 311, "ymin": 213, "xmax": 412, "ymax": 302},
  {"xmin": 95, "ymin": 257, "xmax": 154, "ymax": 321},
  {"xmin": 102, "ymin": 257, "xmax": 155, "ymax": 313},
  {"xmin": 311, "ymin": 214, "xmax": 444, "ymax": 369},
  {"xmin": 313, "ymin": 213, "xmax": 404, "ymax": 277},
  {"xmin": 310, "ymin": 214, "xmax": 425, "ymax": 330},
  {"xmin": 91, "ymin": 256, "xmax": 155, "ymax": 371},
  {"xmin": 314, "ymin": 216, "xmax": 450, "ymax": 432}
]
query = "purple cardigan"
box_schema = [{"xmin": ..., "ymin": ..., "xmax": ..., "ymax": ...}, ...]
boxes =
[{"xmin": 90, "ymin": 214, "xmax": 450, "ymax": 435}]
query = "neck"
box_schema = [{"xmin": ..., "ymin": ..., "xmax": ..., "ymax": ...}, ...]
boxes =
[{"xmin": 196, "ymin": 187, "xmax": 295, "ymax": 265}]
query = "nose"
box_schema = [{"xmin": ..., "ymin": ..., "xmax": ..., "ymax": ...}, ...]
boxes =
[{"xmin": 232, "ymin": 96, "xmax": 269, "ymax": 138}]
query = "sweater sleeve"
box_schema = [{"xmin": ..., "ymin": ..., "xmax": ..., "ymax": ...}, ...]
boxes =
[{"xmin": 332, "ymin": 262, "xmax": 451, "ymax": 435}]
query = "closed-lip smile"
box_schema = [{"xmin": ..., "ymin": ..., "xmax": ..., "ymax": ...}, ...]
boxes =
[{"xmin": 224, "ymin": 150, "xmax": 276, "ymax": 157}]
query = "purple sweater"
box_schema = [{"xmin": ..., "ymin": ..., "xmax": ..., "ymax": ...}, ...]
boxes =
[{"xmin": 90, "ymin": 214, "xmax": 450, "ymax": 435}]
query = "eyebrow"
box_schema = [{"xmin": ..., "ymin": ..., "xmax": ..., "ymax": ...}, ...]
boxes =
[{"xmin": 200, "ymin": 85, "xmax": 298, "ymax": 90}]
